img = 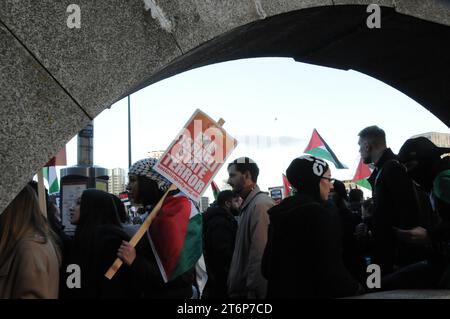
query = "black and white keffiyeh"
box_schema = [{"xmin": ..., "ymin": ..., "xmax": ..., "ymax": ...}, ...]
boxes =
[{"xmin": 129, "ymin": 158, "xmax": 172, "ymax": 191}]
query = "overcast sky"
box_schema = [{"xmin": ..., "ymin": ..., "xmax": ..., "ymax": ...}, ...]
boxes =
[{"xmin": 61, "ymin": 57, "xmax": 450, "ymax": 200}]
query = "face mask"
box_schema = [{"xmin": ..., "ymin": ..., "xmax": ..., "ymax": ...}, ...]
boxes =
[{"xmin": 407, "ymin": 158, "xmax": 436, "ymax": 191}]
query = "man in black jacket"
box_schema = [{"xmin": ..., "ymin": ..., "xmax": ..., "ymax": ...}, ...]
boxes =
[
  {"xmin": 203, "ymin": 190, "xmax": 240, "ymax": 298},
  {"xmin": 390, "ymin": 137, "xmax": 450, "ymax": 288},
  {"xmin": 357, "ymin": 126, "xmax": 425, "ymax": 276}
]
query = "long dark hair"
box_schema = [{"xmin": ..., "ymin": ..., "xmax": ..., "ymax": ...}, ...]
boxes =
[{"xmin": 0, "ymin": 185, "xmax": 61, "ymax": 266}]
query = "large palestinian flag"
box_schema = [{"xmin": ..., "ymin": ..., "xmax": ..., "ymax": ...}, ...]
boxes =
[
  {"xmin": 147, "ymin": 192, "xmax": 203, "ymax": 283},
  {"xmin": 352, "ymin": 158, "xmax": 373, "ymax": 190},
  {"xmin": 304, "ymin": 129, "xmax": 348, "ymax": 169}
]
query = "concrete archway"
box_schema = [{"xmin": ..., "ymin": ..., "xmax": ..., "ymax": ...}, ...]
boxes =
[{"xmin": 1, "ymin": 0, "xmax": 449, "ymax": 212}]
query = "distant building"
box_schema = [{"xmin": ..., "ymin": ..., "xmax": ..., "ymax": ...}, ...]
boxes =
[
  {"xmin": 200, "ymin": 196, "xmax": 209, "ymax": 212},
  {"xmin": 148, "ymin": 150, "xmax": 165, "ymax": 160},
  {"xmin": 411, "ymin": 132, "xmax": 450, "ymax": 148},
  {"xmin": 108, "ymin": 168, "xmax": 126, "ymax": 196}
]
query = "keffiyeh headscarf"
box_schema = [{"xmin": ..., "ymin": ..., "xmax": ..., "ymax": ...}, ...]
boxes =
[{"xmin": 129, "ymin": 158, "xmax": 172, "ymax": 192}]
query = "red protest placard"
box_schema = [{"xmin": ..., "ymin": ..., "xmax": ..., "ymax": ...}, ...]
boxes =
[{"xmin": 154, "ymin": 109, "xmax": 237, "ymax": 202}]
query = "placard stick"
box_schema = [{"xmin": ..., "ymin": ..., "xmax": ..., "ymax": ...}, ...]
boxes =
[
  {"xmin": 37, "ymin": 168, "xmax": 47, "ymax": 218},
  {"xmin": 105, "ymin": 183, "xmax": 178, "ymax": 280}
]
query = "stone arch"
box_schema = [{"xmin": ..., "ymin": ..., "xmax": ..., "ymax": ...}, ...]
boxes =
[{"xmin": 1, "ymin": 0, "xmax": 449, "ymax": 211}]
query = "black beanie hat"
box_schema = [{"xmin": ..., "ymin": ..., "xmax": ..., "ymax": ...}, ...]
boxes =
[{"xmin": 286, "ymin": 155, "xmax": 329, "ymax": 201}]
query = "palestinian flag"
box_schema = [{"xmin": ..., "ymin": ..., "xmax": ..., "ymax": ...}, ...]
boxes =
[
  {"xmin": 282, "ymin": 174, "xmax": 293, "ymax": 197},
  {"xmin": 304, "ymin": 129, "xmax": 348, "ymax": 169},
  {"xmin": 148, "ymin": 192, "xmax": 203, "ymax": 282},
  {"xmin": 352, "ymin": 158, "xmax": 372, "ymax": 190},
  {"xmin": 43, "ymin": 166, "xmax": 59, "ymax": 194},
  {"xmin": 211, "ymin": 180, "xmax": 220, "ymax": 201}
]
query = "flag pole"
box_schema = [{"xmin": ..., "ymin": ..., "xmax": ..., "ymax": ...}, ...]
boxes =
[
  {"xmin": 106, "ymin": 117, "xmax": 226, "ymax": 280},
  {"xmin": 105, "ymin": 184, "xmax": 177, "ymax": 280},
  {"xmin": 128, "ymin": 95, "xmax": 132, "ymax": 169},
  {"xmin": 37, "ymin": 168, "xmax": 47, "ymax": 218}
]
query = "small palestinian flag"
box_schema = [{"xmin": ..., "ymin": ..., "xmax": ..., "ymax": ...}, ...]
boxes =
[
  {"xmin": 304, "ymin": 129, "xmax": 348, "ymax": 169},
  {"xmin": 282, "ymin": 174, "xmax": 293, "ymax": 197},
  {"xmin": 210, "ymin": 180, "xmax": 220, "ymax": 201},
  {"xmin": 43, "ymin": 166, "xmax": 59, "ymax": 194},
  {"xmin": 352, "ymin": 158, "xmax": 373, "ymax": 190}
]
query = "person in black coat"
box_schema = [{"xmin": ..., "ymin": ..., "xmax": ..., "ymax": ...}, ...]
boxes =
[
  {"xmin": 348, "ymin": 188, "xmax": 364, "ymax": 217},
  {"xmin": 383, "ymin": 137, "xmax": 450, "ymax": 289},
  {"xmin": 328, "ymin": 180, "xmax": 366, "ymax": 283},
  {"xmin": 358, "ymin": 126, "xmax": 426, "ymax": 275},
  {"xmin": 396, "ymin": 137, "xmax": 450, "ymax": 248},
  {"xmin": 261, "ymin": 155, "xmax": 363, "ymax": 298},
  {"xmin": 61, "ymin": 188, "xmax": 154, "ymax": 298},
  {"xmin": 202, "ymin": 190, "xmax": 239, "ymax": 298}
]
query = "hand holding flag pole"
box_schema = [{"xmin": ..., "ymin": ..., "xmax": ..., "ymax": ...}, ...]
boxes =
[
  {"xmin": 105, "ymin": 183, "xmax": 178, "ymax": 280},
  {"xmin": 105, "ymin": 115, "xmax": 229, "ymax": 280}
]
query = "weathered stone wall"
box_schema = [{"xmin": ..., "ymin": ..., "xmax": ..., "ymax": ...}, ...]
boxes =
[{"xmin": 1, "ymin": 0, "xmax": 449, "ymax": 212}]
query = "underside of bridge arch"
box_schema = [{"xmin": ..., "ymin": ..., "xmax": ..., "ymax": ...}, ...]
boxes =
[
  {"xmin": 0, "ymin": 0, "xmax": 449, "ymax": 212},
  {"xmin": 131, "ymin": 5, "xmax": 450, "ymax": 125}
]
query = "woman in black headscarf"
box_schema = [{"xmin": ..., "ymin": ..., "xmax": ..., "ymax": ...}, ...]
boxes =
[
  {"xmin": 261, "ymin": 155, "xmax": 363, "ymax": 298},
  {"xmin": 62, "ymin": 189, "xmax": 152, "ymax": 298}
]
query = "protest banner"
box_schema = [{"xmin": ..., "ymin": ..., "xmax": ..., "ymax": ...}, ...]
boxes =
[
  {"xmin": 105, "ymin": 109, "xmax": 237, "ymax": 280},
  {"xmin": 153, "ymin": 109, "xmax": 237, "ymax": 202}
]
